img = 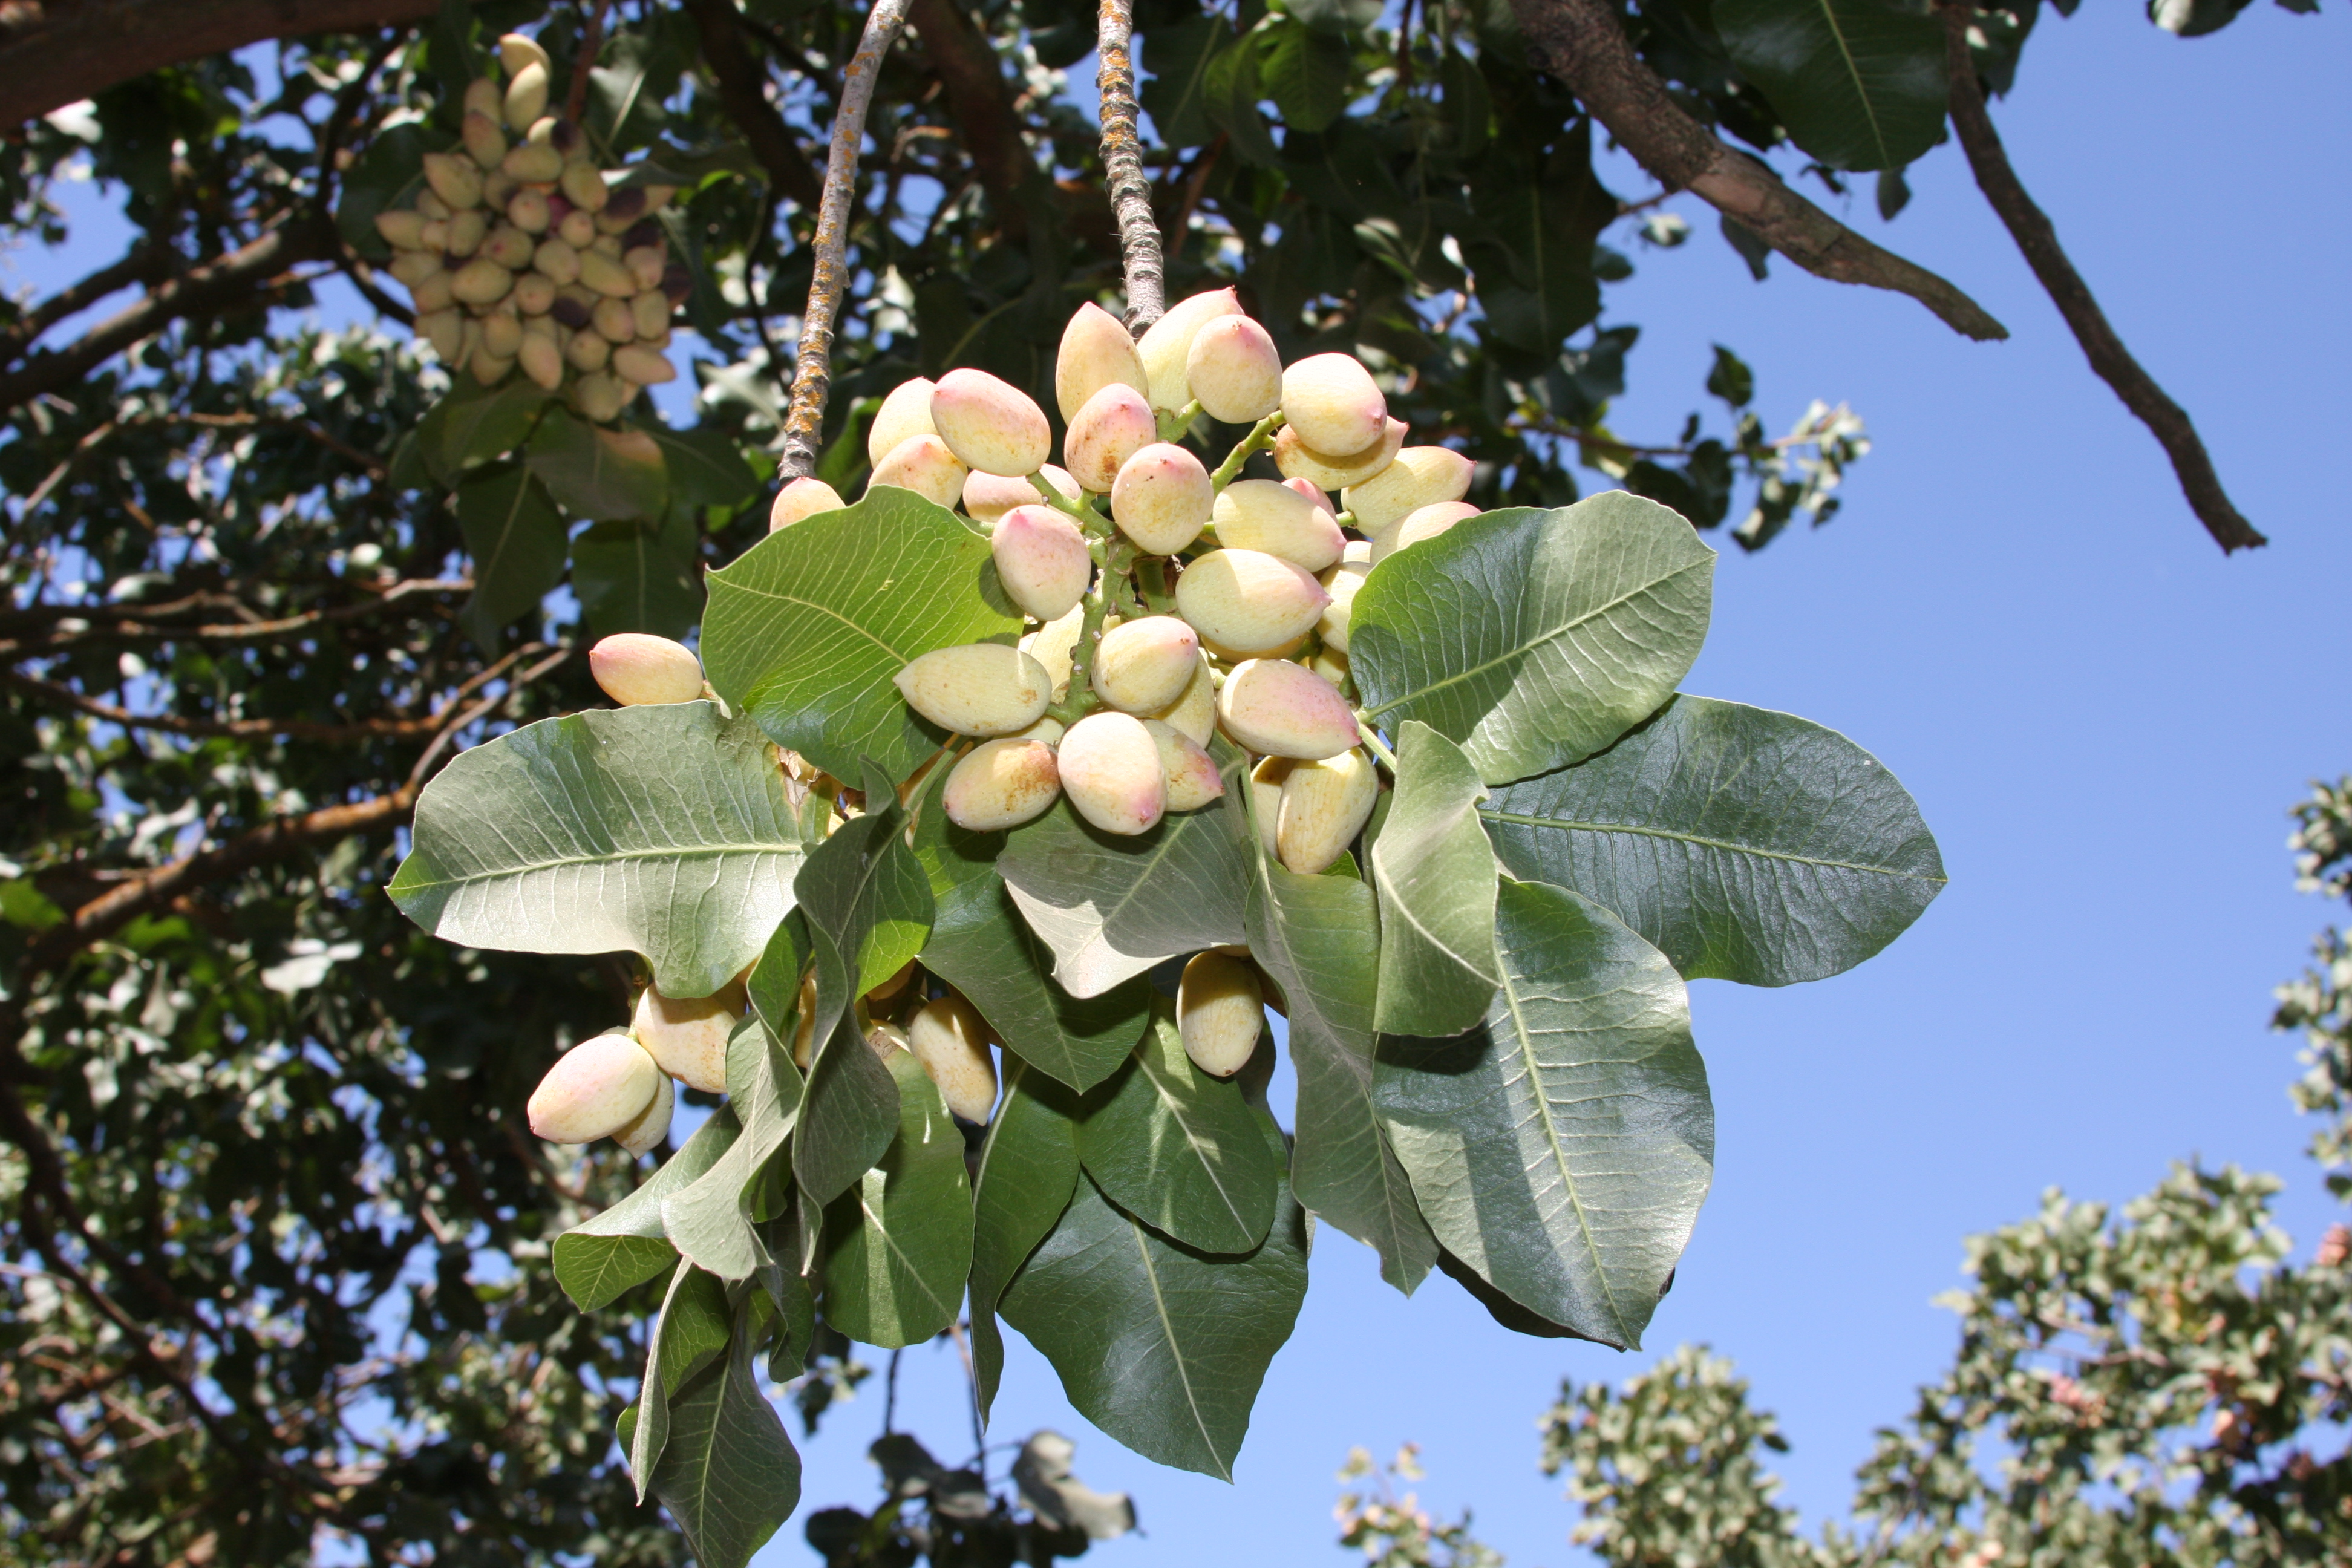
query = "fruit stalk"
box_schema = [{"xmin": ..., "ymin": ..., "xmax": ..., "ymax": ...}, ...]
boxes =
[
  {"xmin": 780, "ymin": 0, "xmax": 913, "ymax": 479},
  {"xmin": 1095, "ymin": 0, "xmax": 1165, "ymax": 335},
  {"xmin": 1210, "ymin": 412, "xmax": 1285, "ymax": 490}
]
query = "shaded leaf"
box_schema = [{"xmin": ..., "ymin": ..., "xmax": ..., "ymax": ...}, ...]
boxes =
[
  {"xmin": 628, "ymin": 1260, "xmax": 733, "ymax": 1497},
  {"xmin": 998, "ymin": 799, "xmax": 1250, "ymax": 1000},
  {"xmin": 1376, "ymin": 880, "xmax": 1711, "ymax": 1348},
  {"xmin": 822, "ymin": 1047, "xmax": 975, "ymax": 1348},
  {"xmin": 662, "ymin": 1016, "xmax": 803, "ymax": 1281},
  {"xmin": 1481, "ymin": 695, "xmax": 1945, "ymax": 985},
  {"xmin": 1262, "ymin": 22, "xmax": 1354, "ymax": 134},
  {"xmin": 553, "ymin": 1108, "xmax": 740, "ymax": 1311},
  {"xmin": 970, "ymin": 1059, "xmax": 1082, "ymax": 1419},
  {"xmin": 913, "ymin": 766, "xmax": 1152, "ymax": 1094},
  {"xmin": 388, "ymin": 702, "xmax": 814, "ymax": 999},
  {"xmin": 999, "ymin": 1129, "xmax": 1308, "ymax": 1480},
  {"xmin": 1077, "ymin": 1000, "xmax": 1278, "ymax": 1255},
  {"xmin": 1351, "ymin": 493, "xmax": 1716, "ymax": 786},
  {"xmin": 1227, "ymin": 775, "xmax": 1436, "ymax": 1295},
  {"xmin": 650, "ymin": 423, "xmax": 762, "ymax": 514},
  {"xmin": 702, "ymin": 489, "xmax": 1018, "ymax": 781},
  {"xmin": 1371, "ymin": 722, "xmax": 1503, "ymax": 1037},
  {"xmin": 453, "ymin": 465, "xmax": 567, "ymax": 647},
  {"xmin": 572, "ymin": 513, "xmax": 704, "ymax": 641},
  {"xmin": 1138, "ymin": 13, "xmax": 1233, "ymax": 149},
  {"xmin": 439, "ymin": 374, "xmax": 554, "ymax": 475},
  {"xmin": 651, "ymin": 1313, "xmax": 802, "ymax": 1568},
  {"xmin": 526, "ymin": 405, "xmax": 670, "ymax": 520},
  {"xmin": 1713, "ymin": 0, "xmax": 1948, "ymax": 171}
]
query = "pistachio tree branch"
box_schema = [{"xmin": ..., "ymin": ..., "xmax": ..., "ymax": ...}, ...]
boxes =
[
  {"xmin": 1938, "ymin": 9, "xmax": 2262, "ymax": 554},
  {"xmin": 565, "ymin": 1, "xmax": 613, "ymax": 126},
  {"xmin": 1096, "ymin": 0, "xmax": 1164, "ymax": 333},
  {"xmin": 908, "ymin": 0, "xmax": 1034, "ymax": 230},
  {"xmin": 778, "ymin": 0, "xmax": 912, "ymax": 480},
  {"xmin": 1505, "ymin": 0, "xmax": 2008, "ymax": 343},
  {"xmin": 0, "ymin": 0, "xmax": 443, "ymax": 126},
  {"xmin": 0, "ymin": 243, "xmax": 168, "ymax": 370},
  {"xmin": 0, "ymin": 209, "xmax": 341, "ymax": 415}
]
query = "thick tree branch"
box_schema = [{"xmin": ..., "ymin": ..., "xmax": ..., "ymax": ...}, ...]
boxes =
[
  {"xmin": 0, "ymin": 577, "xmax": 468, "ymax": 656},
  {"xmin": 907, "ymin": 0, "xmax": 1031, "ymax": 235},
  {"xmin": 779, "ymin": 0, "xmax": 911, "ymax": 480},
  {"xmin": 0, "ymin": 0, "xmax": 445, "ymax": 127},
  {"xmin": 0, "ymin": 209, "xmax": 341, "ymax": 414},
  {"xmin": 1506, "ymin": 0, "xmax": 2008, "ymax": 343},
  {"xmin": 680, "ymin": 0, "xmax": 825, "ymax": 211},
  {"xmin": 1938, "ymin": 10, "xmax": 2263, "ymax": 554},
  {"xmin": 0, "ymin": 243, "xmax": 168, "ymax": 369},
  {"xmin": 1096, "ymin": 0, "xmax": 1163, "ymax": 333}
]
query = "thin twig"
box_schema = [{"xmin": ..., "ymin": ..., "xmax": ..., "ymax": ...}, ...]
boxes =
[
  {"xmin": 1096, "ymin": 0, "xmax": 1164, "ymax": 334},
  {"xmin": 1938, "ymin": 7, "xmax": 2262, "ymax": 555},
  {"xmin": 778, "ymin": 0, "xmax": 912, "ymax": 480},
  {"xmin": 1164, "ymin": 132, "xmax": 1226, "ymax": 262},
  {"xmin": 946, "ymin": 1319, "xmax": 988, "ymax": 1474},
  {"xmin": 0, "ymin": 578, "xmax": 470, "ymax": 658},
  {"xmin": 1506, "ymin": 0, "xmax": 2006, "ymax": 343},
  {"xmin": 566, "ymin": 2, "xmax": 614, "ymax": 128}
]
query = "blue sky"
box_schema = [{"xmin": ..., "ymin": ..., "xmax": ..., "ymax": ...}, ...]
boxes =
[{"xmin": 7, "ymin": 4, "xmax": 2347, "ymax": 1563}]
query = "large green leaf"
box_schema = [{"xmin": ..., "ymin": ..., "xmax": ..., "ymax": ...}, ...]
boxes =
[
  {"xmin": 1229, "ymin": 777, "xmax": 1436, "ymax": 1295},
  {"xmin": 969, "ymin": 1059, "xmax": 1082, "ymax": 1419},
  {"xmin": 1481, "ymin": 696, "xmax": 1945, "ymax": 985},
  {"xmin": 1261, "ymin": 21, "xmax": 1353, "ymax": 134},
  {"xmin": 572, "ymin": 514, "xmax": 704, "ymax": 641},
  {"xmin": 453, "ymin": 465, "xmax": 567, "ymax": 647},
  {"xmin": 526, "ymin": 404, "xmax": 670, "ymax": 520},
  {"xmin": 997, "ymin": 799, "xmax": 1250, "ymax": 999},
  {"xmin": 1375, "ymin": 880, "xmax": 1712, "ymax": 1349},
  {"xmin": 628, "ymin": 1260, "xmax": 733, "ymax": 1497},
  {"xmin": 1077, "ymin": 1001, "xmax": 1278, "ymax": 1256},
  {"xmin": 1137, "ymin": 13, "xmax": 1232, "ymax": 149},
  {"xmin": 650, "ymin": 1313, "xmax": 801, "ymax": 1568},
  {"xmin": 388, "ymin": 702, "xmax": 817, "ymax": 999},
  {"xmin": 913, "ymin": 769, "xmax": 1153, "ymax": 1093},
  {"xmin": 1713, "ymin": 0, "xmax": 1948, "ymax": 172},
  {"xmin": 1463, "ymin": 124, "xmax": 1615, "ymax": 354},
  {"xmin": 1370, "ymin": 722, "xmax": 1502, "ymax": 1037},
  {"xmin": 553, "ymin": 1108, "xmax": 740, "ymax": 1311},
  {"xmin": 1350, "ymin": 494, "xmax": 1716, "ymax": 787},
  {"xmin": 648, "ymin": 424, "xmax": 763, "ymax": 514},
  {"xmin": 998, "ymin": 1129, "xmax": 1308, "ymax": 1481},
  {"xmin": 437, "ymin": 374, "xmax": 554, "ymax": 475},
  {"xmin": 823, "ymin": 1048, "xmax": 975, "ymax": 1348},
  {"xmin": 702, "ymin": 489, "xmax": 1017, "ymax": 781}
]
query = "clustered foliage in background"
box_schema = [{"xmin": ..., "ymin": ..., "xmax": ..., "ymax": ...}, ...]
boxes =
[
  {"xmin": 0, "ymin": 0, "xmax": 2314, "ymax": 1561},
  {"xmin": 1333, "ymin": 779, "xmax": 2352, "ymax": 1566}
]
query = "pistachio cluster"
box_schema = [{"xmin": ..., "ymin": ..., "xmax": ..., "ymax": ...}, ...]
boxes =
[
  {"xmin": 371, "ymin": 31, "xmax": 687, "ymax": 420},
  {"xmin": 768, "ymin": 291, "xmax": 1481, "ymax": 1079},
  {"xmin": 524, "ymin": 635, "xmax": 1007, "ymax": 1150}
]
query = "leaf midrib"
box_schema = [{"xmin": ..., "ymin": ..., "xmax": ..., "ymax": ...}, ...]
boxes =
[
  {"xmin": 1808, "ymin": 0, "xmax": 1895, "ymax": 168},
  {"xmin": 715, "ymin": 578, "xmax": 915, "ymax": 662},
  {"xmin": 1475, "ymin": 807, "xmax": 1947, "ymax": 885},
  {"xmin": 1360, "ymin": 555, "xmax": 1710, "ymax": 720},
  {"xmin": 1127, "ymin": 1208, "xmax": 1226, "ymax": 1480},
  {"xmin": 1498, "ymin": 945, "xmax": 1635, "ymax": 1344},
  {"xmin": 1137, "ymin": 1040, "xmax": 1257, "ymax": 1241},
  {"xmin": 396, "ymin": 838, "xmax": 808, "ymax": 892}
]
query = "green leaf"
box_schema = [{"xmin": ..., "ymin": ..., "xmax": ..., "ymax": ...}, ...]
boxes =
[
  {"xmin": 1227, "ymin": 777, "xmax": 1436, "ymax": 1295},
  {"xmin": 1351, "ymin": 493, "xmax": 1716, "ymax": 786},
  {"xmin": 1290, "ymin": 0, "xmax": 1384, "ymax": 31},
  {"xmin": 1261, "ymin": 22, "xmax": 1353, "ymax": 134},
  {"xmin": 388, "ymin": 702, "xmax": 816, "ymax": 999},
  {"xmin": 998, "ymin": 1133, "xmax": 1308, "ymax": 1481},
  {"xmin": 572, "ymin": 513, "xmax": 704, "ymax": 641},
  {"xmin": 1480, "ymin": 696, "xmax": 1945, "ymax": 985},
  {"xmin": 1375, "ymin": 880, "xmax": 1712, "ymax": 1349},
  {"xmin": 1465, "ymin": 126, "xmax": 1615, "ymax": 353},
  {"xmin": 702, "ymin": 488, "xmax": 1018, "ymax": 782},
  {"xmin": 1712, "ymin": 0, "xmax": 1949, "ymax": 171},
  {"xmin": 629, "ymin": 1260, "xmax": 733, "ymax": 1497},
  {"xmin": 822, "ymin": 1047, "xmax": 975, "ymax": 1348},
  {"xmin": 553, "ymin": 1109, "xmax": 740, "ymax": 1311},
  {"xmin": 791, "ymin": 767, "xmax": 927, "ymax": 1213},
  {"xmin": 1371, "ymin": 722, "xmax": 1503, "ymax": 1037},
  {"xmin": 438, "ymin": 375, "xmax": 555, "ymax": 475},
  {"xmin": 996, "ymin": 800, "xmax": 1250, "ymax": 1000},
  {"xmin": 1138, "ymin": 14, "xmax": 1233, "ymax": 149},
  {"xmin": 651, "ymin": 1312, "xmax": 802, "ymax": 1568},
  {"xmin": 970, "ymin": 1059, "xmax": 1082, "ymax": 1419},
  {"xmin": 334, "ymin": 120, "xmax": 439, "ymax": 261},
  {"xmin": 453, "ymin": 465, "xmax": 567, "ymax": 647},
  {"xmin": 1077, "ymin": 1000, "xmax": 1278, "ymax": 1255},
  {"xmin": 1707, "ymin": 345, "xmax": 1756, "ymax": 408},
  {"xmin": 1204, "ymin": 40, "xmax": 1281, "ymax": 166},
  {"xmin": 650, "ymin": 424, "xmax": 763, "ymax": 515},
  {"xmin": 662, "ymin": 1017, "xmax": 803, "ymax": 1281},
  {"xmin": 526, "ymin": 406, "xmax": 671, "ymax": 520},
  {"xmin": 912, "ymin": 768, "xmax": 1154, "ymax": 1094}
]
